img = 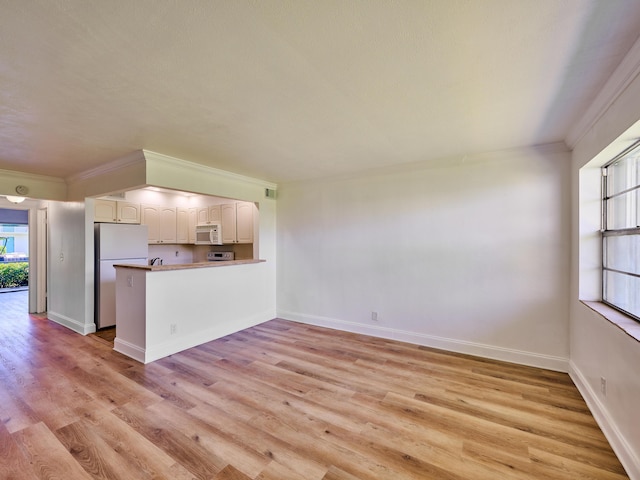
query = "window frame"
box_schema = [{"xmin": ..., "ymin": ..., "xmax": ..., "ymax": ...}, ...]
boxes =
[{"xmin": 601, "ymin": 140, "xmax": 640, "ymax": 323}]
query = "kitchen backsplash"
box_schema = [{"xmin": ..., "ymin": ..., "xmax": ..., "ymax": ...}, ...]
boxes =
[
  {"xmin": 147, "ymin": 244, "xmax": 196, "ymax": 265},
  {"xmin": 147, "ymin": 244, "xmax": 246, "ymax": 265}
]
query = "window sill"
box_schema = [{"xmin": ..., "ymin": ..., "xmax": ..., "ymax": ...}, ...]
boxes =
[{"xmin": 581, "ymin": 301, "xmax": 640, "ymax": 343}]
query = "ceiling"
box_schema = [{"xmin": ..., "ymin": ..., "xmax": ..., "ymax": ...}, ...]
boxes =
[{"xmin": 1, "ymin": 1, "xmax": 640, "ymax": 184}]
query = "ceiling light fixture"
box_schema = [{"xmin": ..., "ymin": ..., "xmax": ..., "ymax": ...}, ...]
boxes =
[{"xmin": 6, "ymin": 195, "xmax": 26, "ymax": 204}]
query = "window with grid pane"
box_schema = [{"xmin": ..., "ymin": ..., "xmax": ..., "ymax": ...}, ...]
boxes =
[{"xmin": 602, "ymin": 142, "xmax": 640, "ymax": 321}]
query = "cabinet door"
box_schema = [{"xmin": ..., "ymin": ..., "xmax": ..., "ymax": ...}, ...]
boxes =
[
  {"xmin": 220, "ymin": 204, "xmax": 237, "ymax": 244},
  {"xmin": 235, "ymin": 202, "xmax": 254, "ymax": 244},
  {"xmin": 188, "ymin": 208, "xmax": 197, "ymax": 244},
  {"xmin": 209, "ymin": 205, "xmax": 221, "ymax": 223},
  {"xmin": 141, "ymin": 204, "xmax": 160, "ymax": 243},
  {"xmin": 176, "ymin": 207, "xmax": 189, "ymax": 244},
  {"xmin": 196, "ymin": 207, "xmax": 209, "ymax": 225},
  {"xmin": 117, "ymin": 202, "xmax": 140, "ymax": 224},
  {"xmin": 159, "ymin": 207, "xmax": 177, "ymax": 243},
  {"xmin": 94, "ymin": 200, "xmax": 117, "ymax": 223}
]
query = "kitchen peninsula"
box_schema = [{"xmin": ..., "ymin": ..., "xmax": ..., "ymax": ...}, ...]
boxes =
[{"xmin": 113, "ymin": 259, "xmax": 268, "ymax": 363}]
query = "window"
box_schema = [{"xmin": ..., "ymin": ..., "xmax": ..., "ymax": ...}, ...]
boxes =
[
  {"xmin": 602, "ymin": 141, "xmax": 640, "ymax": 321},
  {"xmin": 0, "ymin": 224, "xmax": 28, "ymax": 259}
]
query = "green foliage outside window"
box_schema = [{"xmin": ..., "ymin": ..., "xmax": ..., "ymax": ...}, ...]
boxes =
[{"xmin": 0, "ymin": 262, "xmax": 28, "ymax": 288}]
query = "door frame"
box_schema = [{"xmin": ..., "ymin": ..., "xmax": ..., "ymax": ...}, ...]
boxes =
[{"xmin": 35, "ymin": 207, "xmax": 47, "ymax": 313}]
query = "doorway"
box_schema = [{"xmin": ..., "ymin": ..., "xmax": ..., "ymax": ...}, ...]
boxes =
[{"xmin": 0, "ymin": 204, "xmax": 47, "ymax": 314}]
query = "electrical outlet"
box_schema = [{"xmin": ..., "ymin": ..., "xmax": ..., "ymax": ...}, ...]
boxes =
[
  {"xmin": 127, "ymin": 275, "xmax": 133, "ymax": 287},
  {"xmin": 600, "ymin": 377, "xmax": 607, "ymax": 396},
  {"xmin": 371, "ymin": 311, "xmax": 378, "ymax": 322},
  {"xmin": 170, "ymin": 324, "xmax": 177, "ymax": 335},
  {"xmin": 59, "ymin": 252, "xmax": 64, "ymax": 262}
]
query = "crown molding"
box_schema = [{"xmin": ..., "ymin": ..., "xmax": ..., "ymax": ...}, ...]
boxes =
[
  {"xmin": 66, "ymin": 149, "xmax": 278, "ymax": 194},
  {"xmin": 142, "ymin": 150, "xmax": 278, "ymax": 190},
  {"xmin": 0, "ymin": 168, "xmax": 67, "ymax": 201},
  {"xmin": 566, "ymin": 35, "xmax": 640, "ymax": 149},
  {"xmin": 66, "ymin": 150, "xmax": 146, "ymax": 183},
  {"xmin": 0, "ymin": 168, "xmax": 66, "ymax": 185},
  {"xmin": 280, "ymin": 142, "xmax": 570, "ymax": 186},
  {"xmin": 0, "ymin": 169, "xmax": 67, "ymax": 201}
]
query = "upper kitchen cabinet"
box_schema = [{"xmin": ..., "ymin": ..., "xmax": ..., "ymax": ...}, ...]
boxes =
[
  {"xmin": 187, "ymin": 208, "xmax": 197, "ymax": 244},
  {"xmin": 196, "ymin": 205, "xmax": 221, "ymax": 225},
  {"xmin": 176, "ymin": 207, "xmax": 190, "ymax": 244},
  {"xmin": 221, "ymin": 202, "xmax": 254, "ymax": 244},
  {"xmin": 94, "ymin": 200, "xmax": 140, "ymax": 224},
  {"xmin": 118, "ymin": 202, "xmax": 141, "ymax": 224},
  {"xmin": 209, "ymin": 205, "xmax": 221, "ymax": 223},
  {"xmin": 97, "ymin": 188, "xmax": 259, "ymax": 247},
  {"xmin": 236, "ymin": 202, "xmax": 254, "ymax": 243},
  {"xmin": 141, "ymin": 204, "xmax": 177, "ymax": 244}
]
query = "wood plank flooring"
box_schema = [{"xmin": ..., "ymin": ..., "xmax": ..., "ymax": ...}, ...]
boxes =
[{"xmin": 0, "ymin": 291, "xmax": 629, "ymax": 479}]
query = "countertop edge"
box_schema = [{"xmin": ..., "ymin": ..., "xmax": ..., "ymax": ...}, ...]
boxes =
[{"xmin": 114, "ymin": 259, "xmax": 266, "ymax": 271}]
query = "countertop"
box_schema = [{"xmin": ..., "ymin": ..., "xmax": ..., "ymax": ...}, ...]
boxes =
[{"xmin": 114, "ymin": 259, "xmax": 265, "ymax": 272}]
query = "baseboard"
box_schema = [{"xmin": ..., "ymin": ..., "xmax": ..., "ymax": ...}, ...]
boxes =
[
  {"xmin": 113, "ymin": 338, "xmax": 146, "ymax": 363},
  {"xmin": 47, "ymin": 311, "xmax": 96, "ymax": 335},
  {"xmin": 277, "ymin": 310, "xmax": 569, "ymax": 372},
  {"xmin": 569, "ymin": 361, "xmax": 640, "ymax": 480}
]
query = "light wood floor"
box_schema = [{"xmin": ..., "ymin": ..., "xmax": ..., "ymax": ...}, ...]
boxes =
[{"xmin": 0, "ymin": 292, "xmax": 629, "ymax": 479}]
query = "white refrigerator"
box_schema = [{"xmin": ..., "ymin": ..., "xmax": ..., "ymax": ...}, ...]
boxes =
[{"xmin": 95, "ymin": 223, "xmax": 148, "ymax": 329}]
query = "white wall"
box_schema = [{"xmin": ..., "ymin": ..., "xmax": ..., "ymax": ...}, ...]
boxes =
[
  {"xmin": 277, "ymin": 144, "xmax": 571, "ymax": 371},
  {"xmin": 47, "ymin": 201, "xmax": 95, "ymax": 334},
  {"xmin": 569, "ymin": 43, "xmax": 640, "ymax": 477}
]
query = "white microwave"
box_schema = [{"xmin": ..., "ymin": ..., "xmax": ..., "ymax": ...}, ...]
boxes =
[{"xmin": 195, "ymin": 223, "xmax": 222, "ymax": 245}]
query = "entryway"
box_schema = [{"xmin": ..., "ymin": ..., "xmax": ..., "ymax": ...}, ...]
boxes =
[{"xmin": 0, "ymin": 203, "xmax": 47, "ymax": 314}]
